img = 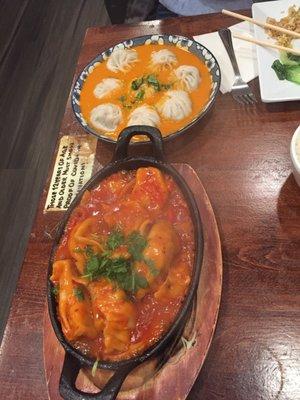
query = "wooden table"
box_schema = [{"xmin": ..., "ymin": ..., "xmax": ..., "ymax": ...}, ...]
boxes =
[{"xmin": 0, "ymin": 12, "xmax": 299, "ymax": 400}]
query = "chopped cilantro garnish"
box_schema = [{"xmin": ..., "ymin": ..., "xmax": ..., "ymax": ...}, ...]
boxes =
[
  {"xmin": 74, "ymin": 286, "xmax": 84, "ymax": 301},
  {"xmin": 127, "ymin": 231, "xmax": 147, "ymax": 261},
  {"xmin": 106, "ymin": 229, "xmax": 125, "ymax": 251},
  {"xmin": 146, "ymin": 74, "xmax": 160, "ymax": 91},
  {"xmin": 119, "ymin": 95, "xmax": 133, "ymax": 109},
  {"xmin": 161, "ymin": 83, "xmax": 173, "ymax": 90},
  {"xmin": 144, "ymin": 257, "xmax": 159, "ymax": 276},
  {"xmin": 51, "ymin": 285, "xmax": 59, "ymax": 296},
  {"xmin": 80, "ymin": 228, "xmax": 158, "ymax": 294},
  {"xmin": 135, "ymin": 88, "xmax": 145, "ymax": 101},
  {"xmin": 119, "ymin": 95, "xmax": 127, "ymax": 102},
  {"xmin": 131, "ymin": 77, "xmax": 144, "ymax": 90}
]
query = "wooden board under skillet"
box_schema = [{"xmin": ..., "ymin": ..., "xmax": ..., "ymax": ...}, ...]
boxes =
[{"xmin": 43, "ymin": 163, "xmax": 222, "ymax": 400}]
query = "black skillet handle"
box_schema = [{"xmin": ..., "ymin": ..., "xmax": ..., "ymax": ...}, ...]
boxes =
[
  {"xmin": 59, "ymin": 352, "xmax": 137, "ymax": 400},
  {"xmin": 112, "ymin": 125, "xmax": 165, "ymax": 162}
]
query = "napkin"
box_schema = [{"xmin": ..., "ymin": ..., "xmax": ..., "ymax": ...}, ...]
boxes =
[{"xmin": 194, "ymin": 21, "xmax": 258, "ymax": 93}]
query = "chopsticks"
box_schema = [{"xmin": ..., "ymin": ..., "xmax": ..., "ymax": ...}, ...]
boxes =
[
  {"xmin": 222, "ymin": 9, "xmax": 300, "ymax": 39},
  {"xmin": 222, "ymin": 9, "xmax": 300, "ymax": 56},
  {"xmin": 232, "ymin": 33, "xmax": 300, "ymax": 56}
]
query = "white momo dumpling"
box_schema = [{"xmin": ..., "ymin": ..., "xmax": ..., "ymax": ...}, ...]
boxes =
[
  {"xmin": 106, "ymin": 48, "xmax": 138, "ymax": 73},
  {"xmin": 150, "ymin": 49, "xmax": 177, "ymax": 69},
  {"xmin": 158, "ymin": 90, "xmax": 192, "ymax": 121},
  {"xmin": 175, "ymin": 65, "xmax": 201, "ymax": 92},
  {"xmin": 90, "ymin": 104, "xmax": 122, "ymax": 132},
  {"xmin": 93, "ymin": 78, "xmax": 121, "ymax": 99},
  {"xmin": 127, "ymin": 105, "xmax": 160, "ymax": 127}
]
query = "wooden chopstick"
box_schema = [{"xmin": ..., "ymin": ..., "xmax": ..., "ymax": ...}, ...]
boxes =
[
  {"xmin": 222, "ymin": 9, "xmax": 300, "ymax": 39},
  {"xmin": 232, "ymin": 33, "xmax": 300, "ymax": 55}
]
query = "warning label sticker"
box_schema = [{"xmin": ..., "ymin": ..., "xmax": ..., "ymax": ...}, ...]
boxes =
[{"xmin": 44, "ymin": 135, "xmax": 97, "ymax": 212}]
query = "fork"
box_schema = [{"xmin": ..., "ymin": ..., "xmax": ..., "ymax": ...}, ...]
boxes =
[{"xmin": 218, "ymin": 28, "xmax": 257, "ymax": 105}]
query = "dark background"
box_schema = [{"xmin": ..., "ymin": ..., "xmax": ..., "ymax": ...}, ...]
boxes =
[{"xmin": 0, "ymin": 0, "xmax": 110, "ymax": 341}]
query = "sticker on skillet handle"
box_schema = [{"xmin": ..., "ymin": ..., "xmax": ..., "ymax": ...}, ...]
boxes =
[{"xmin": 44, "ymin": 135, "xmax": 97, "ymax": 212}]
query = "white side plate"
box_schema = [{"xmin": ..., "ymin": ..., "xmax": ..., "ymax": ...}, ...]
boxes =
[{"xmin": 252, "ymin": 0, "xmax": 300, "ymax": 103}]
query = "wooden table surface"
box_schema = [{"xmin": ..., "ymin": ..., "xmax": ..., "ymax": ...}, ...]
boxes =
[{"xmin": 0, "ymin": 12, "xmax": 299, "ymax": 400}]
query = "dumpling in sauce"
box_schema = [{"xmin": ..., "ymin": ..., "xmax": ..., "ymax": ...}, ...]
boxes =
[
  {"xmin": 150, "ymin": 49, "xmax": 177, "ymax": 70},
  {"xmin": 127, "ymin": 105, "xmax": 160, "ymax": 128},
  {"xmin": 88, "ymin": 279, "xmax": 136, "ymax": 354},
  {"xmin": 155, "ymin": 261, "xmax": 191, "ymax": 301},
  {"xmin": 93, "ymin": 78, "xmax": 122, "ymax": 99},
  {"xmin": 90, "ymin": 103, "xmax": 122, "ymax": 132},
  {"xmin": 107, "ymin": 48, "xmax": 138, "ymax": 73},
  {"xmin": 131, "ymin": 167, "xmax": 169, "ymax": 211},
  {"xmin": 175, "ymin": 65, "xmax": 201, "ymax": 92},
  {"xmin": 135, "ymin": 220, "xmax": 180, "ymax": 290},
  {"xmin": 158, "ymin": 90, "xmax": 192, "ymax": 121},
  {"xmin": 68, "ymin": 217, "xmax": 103, "ymax": 274},
  {"xmin": 50, "ymin": 259, "xmax": 97, "ymax": 341}
]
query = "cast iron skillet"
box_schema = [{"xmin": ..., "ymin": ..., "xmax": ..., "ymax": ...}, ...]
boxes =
[{"xmin": 47, "ymin": 125, "xmax": 203, "ymax": 400}]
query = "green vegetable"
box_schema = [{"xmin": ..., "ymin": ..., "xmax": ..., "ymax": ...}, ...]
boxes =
[
  {"xmin": 146, "ymin": 74, "xmax": 161, "ymax": 91},
  {"xmin": 84, "ymin": 250, "xmax": 148, "ymax": 293},
  {"xmin": 272, "ymin": 59, "xmax": 300, "ymax": 84},
  {"xmin": 144, "ymin": 257, "xmax": 159, "ymax": 276},
  {"xmin": 73, "ymin": 286, "xmax": 84, "ymax": 301},
  {"xmin": 119, "ymin": 269, "xmax": 149, "ymax": 293},
  {"xmin": 119, "ymin": 95, "xmax": 133, "ymax": 109},
  {"xmin": 106, "ymin": 229, "xmax": 125, "ymax": 251},
  {"xmin": 135, "ymin": 88, "xmax": 145, "ymax": 101},
  {"xmin": 280, "ymin": 51, "xmax": 300, "ymax": 66},
  {"xmin": 272, "ymin": 60, "xmax": 287, "ymax": 80},
  {"xmin": 126, "ymin": 231, "xmax": 158, "ymax": 275},
  {"xmin": 285, "ymin": 65, "xmax": 300, "ymax": 84},
  {"xmin": 119, "ymin": 95, "xmax": 127, "ymax": 102},
  {"xmin": 131, "ymin": 77, "xmax": 144, "ymax": 90},
  {"xmin": 126, "ymin": 231, "xmax": 147, "ymax": 260},
  {"xmin": 83, "ymin": 250, "xmax": 110, "ymax": 281},
  {"xmin": 80, "ymin": 228, "xmax": 161, "ymax": 293},
  {"xmin": 51, "ymin": 285, "xmax": 59, "ymax": 296}
]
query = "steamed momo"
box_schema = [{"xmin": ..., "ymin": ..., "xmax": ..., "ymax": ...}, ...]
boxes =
[
  {"xmin": 90, "ymin": 104, "xmax": 122, "ymax": 132},
  {"xmin": 150, "ymin": 49, "xmax": 177, "ymax": 70},
  {"xmin": 80, "ymin": 43, "xmax": 213, "ymax": 141},
  {"xmin": 127, "ymin": 105, "xmax": 160, "ymax": 127},
  {"xmin": 107, "ymin": 48, "xmax": 138, "ymax": 73},
  {"xmin": 158, "ymin": 90, "xmax": 192, "ymax": 121},
  {"xmin": 93, "ymin": 78, "xmax": 122, "ymax": 99},
  {"xmin": 175, "ymin": 65, "xmax": 201, "ymax": 92}
]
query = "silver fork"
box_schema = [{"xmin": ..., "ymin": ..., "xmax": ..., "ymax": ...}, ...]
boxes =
[{"xmin": 218, "ymin": 28, "xmax": 257, "ymax": 105}]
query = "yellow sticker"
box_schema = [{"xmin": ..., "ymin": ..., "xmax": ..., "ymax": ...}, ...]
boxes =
[{"xmin": 44, "ymin": 135, "xmax": 97, "ymax": 212}]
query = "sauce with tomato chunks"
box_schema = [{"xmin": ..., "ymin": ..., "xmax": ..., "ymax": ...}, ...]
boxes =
[{"xmin": 51, "ymin": 167, "xmax": 194, "ymax": 361}]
